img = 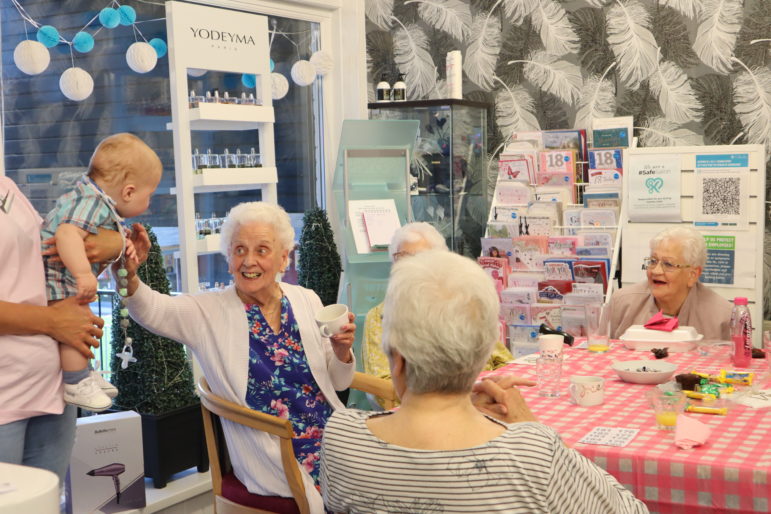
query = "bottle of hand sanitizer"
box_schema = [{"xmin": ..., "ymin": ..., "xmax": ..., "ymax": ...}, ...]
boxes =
[
  {"xmin": 376, "ymin": 73, "xmax": 391, "ymax": 102},
  {"xmin": 392, "ymin": 73, "xmax": 407, "ymax": 101}
]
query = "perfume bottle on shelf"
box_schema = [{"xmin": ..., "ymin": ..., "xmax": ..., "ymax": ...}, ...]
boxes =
[
  {"xmin": 222, "ymin": 92, "xmax": 238, "ymax": 105},
  {"xmin": 235, "ymin": 148, "xmax": 248, "ymax": 168},
  {"xmin": 189, "ymin": 90, "xmax": 198, "ymax": 108},
  {"xmin": 192, "ymin": 148, "xmax": 203, "ymax": 174},
  {"xmin": 250, "ymin": 147, "xmax": 262, "ymax": 167},
  {"xmin": 249, "ymin": 93, "xmax": 259, "ymax": 106},
  {"xmin": 223, "ymin": 149, "xmax": 239, "ymax": 168},
  {"xmin": 195, "ymin": 212, "xmax": 205, "ymax": 239},
  {"xmin": 204, "ymin": 91, "xmax": 214, "ymax": 103},
  {"xmin": 206, "ymin": 149, "xmax": 221, "ymax": 168},
  {"xmin": 213, "ymin": 89, "xmax": 221, "ymax": 103}
]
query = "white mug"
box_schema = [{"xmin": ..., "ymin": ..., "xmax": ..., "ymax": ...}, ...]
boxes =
[
  {"xmin": 315, "ymin": 304, "xmax": 349, "ymax": 338},
  {"xmin": 569, "ymin": 376, "xmax": 605, "ymax": 407},
  {"xmin": 538, "ymin": 334, "xmax": 564, "ymax": 358}
]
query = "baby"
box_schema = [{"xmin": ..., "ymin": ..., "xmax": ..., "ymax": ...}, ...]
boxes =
[{"xmin": 42, "ymin": 133, "xmax": 162, "ymax": 412}]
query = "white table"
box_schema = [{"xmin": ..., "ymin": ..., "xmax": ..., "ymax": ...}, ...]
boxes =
[{"xmin": 0, "ymin": 462, "xmax": 59, "ymax": 514}]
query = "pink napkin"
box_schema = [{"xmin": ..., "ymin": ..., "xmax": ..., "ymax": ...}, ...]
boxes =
[
  {"xmin": 644, "ymin": 311, "xmax": 679, "ymax": 332},
  {"xmin": 675, "ymin": 414, "xmax": 711, "ymax": 449}
]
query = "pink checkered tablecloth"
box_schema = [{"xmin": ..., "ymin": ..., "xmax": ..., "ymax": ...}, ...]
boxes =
[{"xmin": 481, "ymin": 344, "xmax": 771, "ymax": 513}]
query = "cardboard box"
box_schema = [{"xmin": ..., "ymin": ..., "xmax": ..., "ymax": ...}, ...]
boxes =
[{"xmin": 66, "ymin": 411, "xmax": 146, "ymax": 513}]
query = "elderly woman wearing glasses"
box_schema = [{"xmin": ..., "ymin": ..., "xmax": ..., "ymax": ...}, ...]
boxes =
[
  {"xmin": 607, "ymin": 226, "xmax": 732, "ymax": 340},
  {"xmin": 362, "ymin": 223, "xmax": 512, "ymax": 398}
]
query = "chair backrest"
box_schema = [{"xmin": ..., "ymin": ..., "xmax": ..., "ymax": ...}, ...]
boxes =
[
  {"xmin": 197, "ymin": 372, "xmax": 397, "ymax": 513},
  {"xmin": 198, "ymin": 378, "xmax": 310, "ymax": 514}
]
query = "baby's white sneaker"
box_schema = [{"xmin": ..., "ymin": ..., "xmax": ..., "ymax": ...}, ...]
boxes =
[
  {"xmin": 91, "ymin": 370, "xmax": 119, "ymax": 399},
  {"xmin": 64, "ymin": 375, "xmax": 113, "ymax": 412}
]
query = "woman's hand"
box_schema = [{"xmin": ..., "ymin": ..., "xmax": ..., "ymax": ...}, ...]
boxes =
[
  {"xmin": 111, "ymin": 224, "xmax": 150, "ymax": 297},
  {"xmin": 330, "ymin": 312, "xmax": 356, "ymax": 363},
  {"xmin": 42, "ymin": 228, "xmax": 123, "ymax": 263},
  {"xmin": 471, "ymin": 374, "xmax": 538, "ymax": 424},
  {"xmin": 47, "ymin": 297, "xmax": 104, "ymax": 359}
]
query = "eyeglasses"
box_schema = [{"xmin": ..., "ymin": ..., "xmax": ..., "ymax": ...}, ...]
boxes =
[
  {"xmin": 392, "ymin": 250, "xmax": 415, "ymax": 262},
  {"xmin": 643, "ymin": 257, "xmax": 691, "ymax": 273}
]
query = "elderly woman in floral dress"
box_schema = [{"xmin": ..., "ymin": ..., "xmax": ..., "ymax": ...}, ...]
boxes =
[{"xmin": 118, "ymin": 202, "xmax": 355, "ymax": 513}]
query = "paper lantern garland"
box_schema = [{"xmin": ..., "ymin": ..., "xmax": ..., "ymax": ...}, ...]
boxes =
[
  {"xmin": 272, "ymin": 73, "xmax": 289, "ymax": 100},
  {"xmin": 241, "ymin": 74, "xmax": 257, "ymax": 88},
  {"xmin": 118, "ymin": 5, "xmax": 136, "ymax": 26},
  {"xmin": 36, "ymin": 25, "xmax": 60, "ymax": 48},
  {"xmin": 126, "ymin": 42, "xmax": 157, "ymax": 74},
  {"xmin": 99, "ymin": 8, "xmax": 120, "ymax": 29},
  {"xmin": 149, "ymin": 38, "xmax": 167, "ymax": 58},
  {"xmin": 13, "ymin": 40, "xmax": 50, "ymax": 75},
  {"xmin": 290, "ymin": 60, "xmax": 315, "ymax": 87},
  {"xmin": 310, "ymin": 51, "xmax": 333, "ymax": 77},
  {"xmin": 60, "ymin": 67, "xmax": 94, "ymax": 101},
  {"xmin": 73, "ymin": 31, "xmax": 95, "ymax": 53}
]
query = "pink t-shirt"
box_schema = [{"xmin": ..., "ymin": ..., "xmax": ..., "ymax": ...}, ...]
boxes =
[{"xmin": 0, "ymin": 176, "xmax": 64, "ymax": 424}]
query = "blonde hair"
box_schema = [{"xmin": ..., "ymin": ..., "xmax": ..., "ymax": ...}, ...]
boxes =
[{"xmin": 88, "ymin": 133, "xmax": 161, "ymax": 186}]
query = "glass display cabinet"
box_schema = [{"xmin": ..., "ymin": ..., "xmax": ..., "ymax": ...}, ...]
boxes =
[{"xmin": 368, "ymin": 99, "xmax": 488, "ymax": 257}]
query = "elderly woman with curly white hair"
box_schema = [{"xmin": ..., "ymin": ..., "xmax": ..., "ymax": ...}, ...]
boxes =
[
  {"xmin": 117, "ymin": 202, "xmax": 355, "ymax": 513},
  {"xmin": 321, "ymin": 251, "xmax": 648, "ymax": 513},
  {"xmin": 607, "ymin": 226, "xmax": 732, "ymax": 340}
]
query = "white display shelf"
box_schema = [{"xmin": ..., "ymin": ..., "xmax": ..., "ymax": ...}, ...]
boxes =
[
  {"xmin": 170, "ymin": 166, "xmax": 278, "ymax": 194},
  {"xmin": 173, "ymin": 234, "xmax": 221, "ymax": 259},
  {"xmin": 165, "ymin": 103, "xmax": 274, "ymax": 131}
]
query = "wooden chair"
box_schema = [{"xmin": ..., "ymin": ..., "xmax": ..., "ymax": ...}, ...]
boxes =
[{"xmin": 198, "ymin": 372, "xmax": 398, "ymax": 514}]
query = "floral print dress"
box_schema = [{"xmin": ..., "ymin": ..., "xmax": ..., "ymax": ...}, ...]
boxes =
[{"xmin": 244, "ymin": 297, "xmax": 333, "ymax": 485}]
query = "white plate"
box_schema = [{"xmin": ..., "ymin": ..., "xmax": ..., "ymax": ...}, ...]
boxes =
[
  {"xmin": 620, "ymin": 325, "xmax": 702, "ymax": 342},
  {"xmin": 611, "ymin": 360, "xmax": 678, "ymax": 384},
  {"xmin": 622, "ymin": 340, "xmax": 699, "ymax": 353}
]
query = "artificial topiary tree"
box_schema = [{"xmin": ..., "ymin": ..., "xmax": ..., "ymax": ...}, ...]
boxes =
[
  {"xmin": 110, "ymin": 224, "xmax": 197, "ymax": 415},
  {"xmin": 297, "ymin": 207, "xmax": 342, "ymax": 306}
]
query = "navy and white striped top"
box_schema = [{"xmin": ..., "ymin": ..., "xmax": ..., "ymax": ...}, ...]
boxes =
[{"xmin": 320, "ymin": 409, "xmax": 648, "ymax": 513}]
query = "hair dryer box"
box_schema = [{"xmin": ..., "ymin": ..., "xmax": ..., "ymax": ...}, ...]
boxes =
[{"xmin": 66, "ymin": 410, "xmax": 146, "ymax": 513}]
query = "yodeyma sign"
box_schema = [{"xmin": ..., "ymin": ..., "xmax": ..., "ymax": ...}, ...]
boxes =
[{"xmin": 189, "ymin": 27, "xmax": 256, "ymax": 45}]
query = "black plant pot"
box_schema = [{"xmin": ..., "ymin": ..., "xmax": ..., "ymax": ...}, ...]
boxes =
[{"xmin": 141, "ymin": 403, "xmax": 209, "ymax": 488}]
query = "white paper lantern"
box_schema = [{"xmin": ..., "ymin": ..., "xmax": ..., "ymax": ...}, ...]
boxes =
[
  {"xmin": 310, "ymin": 50, "xmax": 333, "ymax": 77},
  {"xmin": 290, "ymin": 60, "xmax": 315, "ymax": 86},
  {"xmin": 125, "ymin": 42, "xmax": 157, "ymax": 74},
  {"xmin": 187, "ymin": 68, "xmax": 208, "ymax": 77},
  {"xmin": 271, "ymin": 73, "xmax": 289, "ymax": 100},
  {"xmin": 59, "ymin": 67, "xmax": 94, "ymax": 101},
  {"xmin": 14, "ymin": 40, "xmax": 50, "ymax": 75}
]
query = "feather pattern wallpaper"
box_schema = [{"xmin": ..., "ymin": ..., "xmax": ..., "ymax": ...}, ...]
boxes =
[
  {"xmin": 365, "ymin": 0, "xmax": 770, "ymax": 154},
  {"xmin": 366, "ymin": 0, "xmax": 771, "ymax": 316}
]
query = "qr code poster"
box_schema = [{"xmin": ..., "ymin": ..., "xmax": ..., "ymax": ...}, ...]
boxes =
[{"xmin": 693, "ymin": 154, "xmax": 750, "ymax": 230}]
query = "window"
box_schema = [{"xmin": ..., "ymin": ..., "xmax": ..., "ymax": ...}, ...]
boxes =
[{"xmin": 2, "ymin": 0, "xmax": 325, "ymax": 363}]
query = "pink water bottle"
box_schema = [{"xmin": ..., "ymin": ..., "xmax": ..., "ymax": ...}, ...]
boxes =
[{"xmin": 731, "ymin": 297, "xmax": 752, "ymax": 368}]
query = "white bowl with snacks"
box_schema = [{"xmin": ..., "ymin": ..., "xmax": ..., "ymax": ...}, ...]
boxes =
[
  {"xmin": 619, "ymin": 325, "xmax": 702, "ymax": 352},
  {"xmin": 611, "ymin": 360, "xmax": 678, "ymax": 385}
]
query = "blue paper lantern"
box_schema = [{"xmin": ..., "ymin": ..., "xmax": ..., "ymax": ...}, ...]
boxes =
[
  {"xmin": 36, "ymin": 25, "xmax": 60, "ymax": 48},
  {"xmin": 99, "ymin": 7, "xmax": 120, "ymax": 29},
  {"xmin": 118, "ymin": 5, "xmax": 136, "ymax": 26},
  {"xmin": 241, "ymin": 74, "xmax": 256, "ymax": 88},
  {"xmin": 149, "ymin": 38, "xmax": 167, "ymax": 58},
  {"xmin": 72, "ymin": 31, "xmax": 94, "ymax": 53},
  {"xmin": 269, "ymin": 58, "xmax": 275, "ymax": 72}
]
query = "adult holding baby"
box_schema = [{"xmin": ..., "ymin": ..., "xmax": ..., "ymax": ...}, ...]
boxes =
[{"xmin": 118, "ymin": 201, "xmax": 355, "ymax": 513}]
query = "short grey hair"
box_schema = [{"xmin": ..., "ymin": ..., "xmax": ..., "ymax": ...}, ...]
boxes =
[
  {"xmin": 388, "ymin": 222, "xmax": 448, "ymax": 262},
  {"xmin": 219, "ymin": 202, "xmax": 295, "ymax": 261},
  {"xmin": 382, "ymin": 251, "xmax": 499, "ymax": 395},
  {"xmin": 649, "ymin": 226, "xmax": 707, "ymax": 268}
]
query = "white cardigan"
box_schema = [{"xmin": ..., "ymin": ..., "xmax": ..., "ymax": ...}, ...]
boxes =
[{"xmin": 125, "ymin": 281, "xmax": 354, "ymax": 513}]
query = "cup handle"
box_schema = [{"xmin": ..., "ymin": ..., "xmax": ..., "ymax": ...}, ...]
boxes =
[
  {"xmin": 568, "ymin": 383, "xmax": 577, "ymax": 404},
  {"xmin": 320, "ymin": 324, "xmax": 332, "ymax": 338}
]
